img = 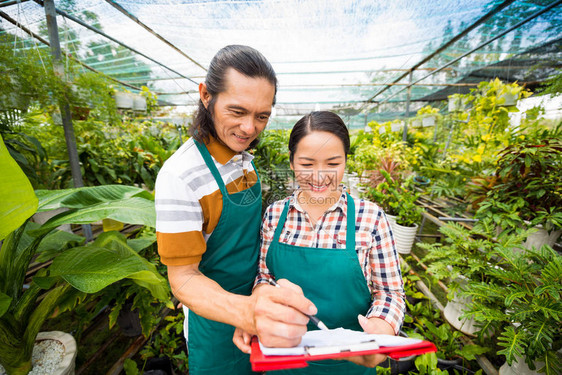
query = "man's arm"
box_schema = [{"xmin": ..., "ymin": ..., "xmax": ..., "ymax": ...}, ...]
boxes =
[{"xmin": 168, "ymin": 264, "xmax": 316, "ymax": 343}]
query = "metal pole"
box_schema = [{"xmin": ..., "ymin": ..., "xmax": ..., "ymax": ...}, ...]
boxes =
[
  {"xmin": 43, "ymin": 0, "xmax": 92, "ymax": 241},
  {"xmin": 402, "ymin": 70, "xmax": 412, "ymax": 142}
]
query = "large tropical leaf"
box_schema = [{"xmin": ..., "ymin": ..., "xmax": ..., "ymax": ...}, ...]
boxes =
[
  {"xmin": 0, "ymin": 292, "xmax": 11, "ymax": 318},
  {"xmin": 47, "ymin": 232, "xmax": 168, "ymax": 300},
  {"xmin": 0, "ymin": 134, "xmax": 38, "ymax": 241},
  {"xmin": 39, "ymin": 197, "xmax": 155, "ymax": 229},
  {"xmin": 36, "ymin": 184, "xmax": 153, "ymax": 211}
]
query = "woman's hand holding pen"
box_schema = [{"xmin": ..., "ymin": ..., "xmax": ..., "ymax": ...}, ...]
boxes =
[{"xmin": 233, "ymin": 279, "xmax": 317, "ymax": 354}]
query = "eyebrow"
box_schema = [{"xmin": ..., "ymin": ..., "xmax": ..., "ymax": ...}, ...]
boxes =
[
  {"xmin": 227, "ymin": 105, "xmax": 271, "ymax": 116},
  {"xmin": 297, "ymin": 156, "xmax": 344, "ymax": 161}
]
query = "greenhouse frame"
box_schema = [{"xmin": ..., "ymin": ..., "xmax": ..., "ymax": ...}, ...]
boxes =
[{"xmin": 0, "ymin": 0, "xmax": 561, "ymax": 374}]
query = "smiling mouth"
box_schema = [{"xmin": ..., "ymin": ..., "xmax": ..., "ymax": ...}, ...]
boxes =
[
  {"xmin": 309, "ymin": 183, "xmax": 329, "ymax": 192},
  {"xmin": 234, "ymin": 133, "xmax": 251, "ymax": 141}
]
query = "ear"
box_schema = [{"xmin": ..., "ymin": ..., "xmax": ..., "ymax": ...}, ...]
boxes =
[{"xmin": 199, "ymin": 83, "xmax": 211, "ymax": 109}]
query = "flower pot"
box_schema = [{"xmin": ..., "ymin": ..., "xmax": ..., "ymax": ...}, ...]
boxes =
[
  {"xmin": 413, "ymin": 175, "xmax": 430, "ymax": 186},
  {"xmin": 32, "ymin": 208, "xmax": 73, "ymax": 233},
  {"xmin": 392, "ymin": 222, "xmax": 418, "ymax": 254},
  {"xmin": 133, "ymin": 95, "xmax": 147, "ymax": 112},
  {"xmin": 437, "ymin": 357, "xmax": 462, "ymax": 370},
  {"xmin": 348, "ymin": 176, "xmax": 361, "ymax": 199},
  {"xmin": 498, "ymin": 92, "xmax": 517, "ymax": 107},
  {"xmin": 379, "ymin": 355, "xmax": 416, "ymax": 375},
  {"xmin": 448, "ymin": 96, "xmax": 468, "ymax": 112},
  {"xmin": 114, "ymin": 92, "xmax": 134, "ymax": 109},
  {"xmin": 422, "ymin": 115, "xmax": 436, "ymax": 127},
  {"xmin": 443, "ymin": 292, "xmax": 477, "ymax": 336},
  {"xmin": 117, "ymin": 303, "xmax": 143, "ymax": 337},
  {"xmin": 71, "ymin": 106, "xmax": 90, "ymax": 121},
  {"xmin": 356, "ymin": 186, "xmax": 367, "ymax": 199},
  {"xmin": 522, "ymin": 225, "xmax": 562, "ymax": 251},
  {"xmin": 33, "ymin": 331, "xmax": 77, "ymax": 375},
  {"xmin": 499, "ymin": 355, "xmax": 543, "ymax": 375},
  {"xmin": 391, "ymin": 122, "xmax": 403, "ymax": 132}
]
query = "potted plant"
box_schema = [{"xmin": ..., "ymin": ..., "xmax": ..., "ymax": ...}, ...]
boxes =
[
  {"xmin": 462, "ymin": 243, "xmax": 562, "ymax": 375},
  {"xmin": 417, "ymin": 222, "xmax": 506, "ymax": 336},
  {"xmin": 448, "ymin": 94, "xmax": 470, "ymax": 113},
  {"xmin": 416, "ymin": 105, "xmax": 440, "ymax": 128},
  {"xmin": 475, "ymin": 126, "xmax": 562, "ymax": 250},
  {"xmin": 0, "ymin": 134, "xmax": 170, "ymax": 375},
  {"xmin": 366, "ymin": 170, "xmax": 423, "ymax": 254}
]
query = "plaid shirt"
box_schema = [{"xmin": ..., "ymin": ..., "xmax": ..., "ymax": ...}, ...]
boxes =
[{"xmin": 256, "ymin": 186, "xmax": 406, "ymax": 334}]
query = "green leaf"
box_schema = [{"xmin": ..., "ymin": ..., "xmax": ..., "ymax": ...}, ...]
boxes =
[
  {"xmin": 47, "ymin": 232, "xmax": 168, "ymax": 300},
  {"xmin": 127, "ymin": 236, "xmax": 156, "ymax": 253},
  {"xmin": 0, "ymin": 291, "xmax": 12, "ymax": 318},
  {"xmin": 458, "ymin": 344, "xmax": 489, "ymax": 361},
  {"xmin": 0, "ymin": 134, "xmax": 38, "ymax": 241},
  {"xmin": 35, "ymin": 229, "xmax": 86, "ymax": 263},
  {"xmin": 36, "ymin": 184, "xmax": 153, "ymax": 212},
  {"xmin": 39, "ymin": 197, "xmax": 155, "ymax": 229},
  {"xmin": 123, "ymin": 358, "xmax": 140, "ymax": 375},
  {"xmin": 498, "ymin": 325, "xmax": 526, "ymax": 364}
]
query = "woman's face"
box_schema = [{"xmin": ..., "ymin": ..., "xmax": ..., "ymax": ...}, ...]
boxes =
[{"xmin": 290, "ymin": 130, "xmax": 346, "ymax": 204}]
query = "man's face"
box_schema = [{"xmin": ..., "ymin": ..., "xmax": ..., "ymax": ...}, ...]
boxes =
[{"xmin": 200, "ymin": 68, "xmax": 275, "ymax": 152}]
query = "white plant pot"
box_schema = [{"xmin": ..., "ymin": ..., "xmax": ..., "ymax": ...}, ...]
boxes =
[
  {"xmin": 499, "ymin": 92, "xmax": 517, "ymax": 107},
  {"xmin": 443, "ymin": 293, "xmax": 478, "ymax": 336},
  {"xmin": 499, "ymin": 355, "xmax": 542, "ymax": 375},
  {"xmin": 34, "ymin": 331, "xmax": 77, "ymax": 375},
  {"xmin": 392, "ymin": 222, "xmax": 418, "ymax": 254},
  {"xmin": 422, "ymin": 116, "xmax": 436, "ymax": 127},
  {"xmin": 523, "ymin": 225, "xmax": 562, "ymax": 251},
  {"xmin": 114, "ymin": 92, "xmax": 134, "ymax": 109},
  {"xmin": 32, "ymin": 208, "xmax": 73, "ymax": 233},
  {"xmin": 133, "ymin": 95, "xmax": 147, "ymax": 111},
  {"xmin": 356, "ymin": 186, "xmax": 367, "ymax": 199},
  {"xmin": 390, "ymin": 122, "xmax": 403, "ymax": 132},
  {"xmin": 348, "ymin": 176, "xmax": 361, "ymax": 199}
]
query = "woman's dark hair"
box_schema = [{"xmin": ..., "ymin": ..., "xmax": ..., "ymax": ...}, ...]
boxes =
[
  {"xmin": 190, "ymin": 45, "xmax": 277, "ymax": 149},
  {"xmin": 288, "ymin": 111, "xmax": 350, "ymax": 163}
]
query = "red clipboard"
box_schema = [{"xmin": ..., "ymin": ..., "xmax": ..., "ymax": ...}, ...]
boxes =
[{"xmin": 250, "ymin": 336, "xmax": 437, "ymax": 371}]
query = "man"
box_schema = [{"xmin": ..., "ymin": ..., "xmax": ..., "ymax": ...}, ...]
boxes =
[{"xmin": 155, "ymin": 45, "xmax": 315, "ymax": 375}]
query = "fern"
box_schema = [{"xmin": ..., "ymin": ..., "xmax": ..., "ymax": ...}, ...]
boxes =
[{"xmin": 497, "ymin": 325, "xmax": 526, "ymax": 365}]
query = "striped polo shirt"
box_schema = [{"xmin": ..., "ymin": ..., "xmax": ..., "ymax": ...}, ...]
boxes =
[{"xmin": 155, "ymin": 136, "xmax": 258, "ymax": 266}]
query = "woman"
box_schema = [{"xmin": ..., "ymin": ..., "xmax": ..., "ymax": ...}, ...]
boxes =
[{"xmin": 255, "ymin": 111, "xmax": 405, "ymax": 374}]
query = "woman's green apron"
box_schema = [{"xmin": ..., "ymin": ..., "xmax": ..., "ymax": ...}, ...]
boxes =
[
  {"xmin": 188, "ymin": 140, "xmax": 261, "ymax": 375},
  {"xmin": 266, "ymin": 193, "xmax": 376, "ymax": 375}
]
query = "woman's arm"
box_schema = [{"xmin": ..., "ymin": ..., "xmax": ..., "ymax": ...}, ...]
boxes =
[{"xmin": 365, "ymin": 210, "xmax": 406, "ymax": 334}]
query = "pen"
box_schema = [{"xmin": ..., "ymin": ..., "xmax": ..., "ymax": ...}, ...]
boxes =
[{"xmin": 269, "ymin": 279, "xmax": 329, "ymax": 331}]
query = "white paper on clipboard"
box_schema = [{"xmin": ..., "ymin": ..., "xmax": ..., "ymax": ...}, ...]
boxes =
[{"xmin": 258, "ymin": 328, "xmax": 422, "ymax": 356}]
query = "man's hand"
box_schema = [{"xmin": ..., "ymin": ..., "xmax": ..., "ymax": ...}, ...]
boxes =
[
  {"xmin": 344, "ymin": 315, "xmax": 395, "ymax": 368},
  {"xmin": 246, "ymin": 279, "xmax": 316, "ymax": 349},
  {"xmin": 233, "ymin": 327, "xmax": 253, "ymax": 354}
]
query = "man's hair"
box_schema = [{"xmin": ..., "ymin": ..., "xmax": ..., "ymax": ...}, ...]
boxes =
[
  {"xmin": 189, "ymin": 45, "xmax": 277, "ymax": 148},
  {"xmin": 288, "ymin": 111, "xmax": 350, "ymax": 163}
]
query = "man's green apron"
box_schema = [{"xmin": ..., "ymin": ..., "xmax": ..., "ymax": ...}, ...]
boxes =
[
  {"xmin": 188, "ymin": 140, "xmax": 261, "ymax": 375},
  {"xmin": 266, "ymin": 193, "xmax": 376, "ymax": 375}
]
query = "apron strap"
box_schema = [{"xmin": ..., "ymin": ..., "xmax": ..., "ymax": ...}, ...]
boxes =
[
  {"xmin": 272, "ymin": 192, "xmax": 357, "ymax": 249},
  {"xmin": 194, "ymin": 139, "xmax": 260, "ymax": 197},
  {"xmin": 346, "ymin": 192, "xmax": 356, "ymax": 250},
  {"xmin": 272, "ymin": 200, "xmax": 291, "ymax": 244}
]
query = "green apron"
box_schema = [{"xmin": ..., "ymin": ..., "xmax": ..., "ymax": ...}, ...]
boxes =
[
  {"xmin": 266, "ymin": 193, "xmax": 376, "ymax": 375},
  {"xmin": 188, "ymin": 139, "xmax": 261, "ymax": 375}
]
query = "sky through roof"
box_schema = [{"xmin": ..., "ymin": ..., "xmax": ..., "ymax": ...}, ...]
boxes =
[{"xmin": 1, "ymin": 0, "xmax": 561, "ymax": 127}]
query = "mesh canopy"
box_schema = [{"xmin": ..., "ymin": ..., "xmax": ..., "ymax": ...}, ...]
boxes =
[{"xmin": 1, "ymin": 0, "xmax": 561, "ymax": 128}]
